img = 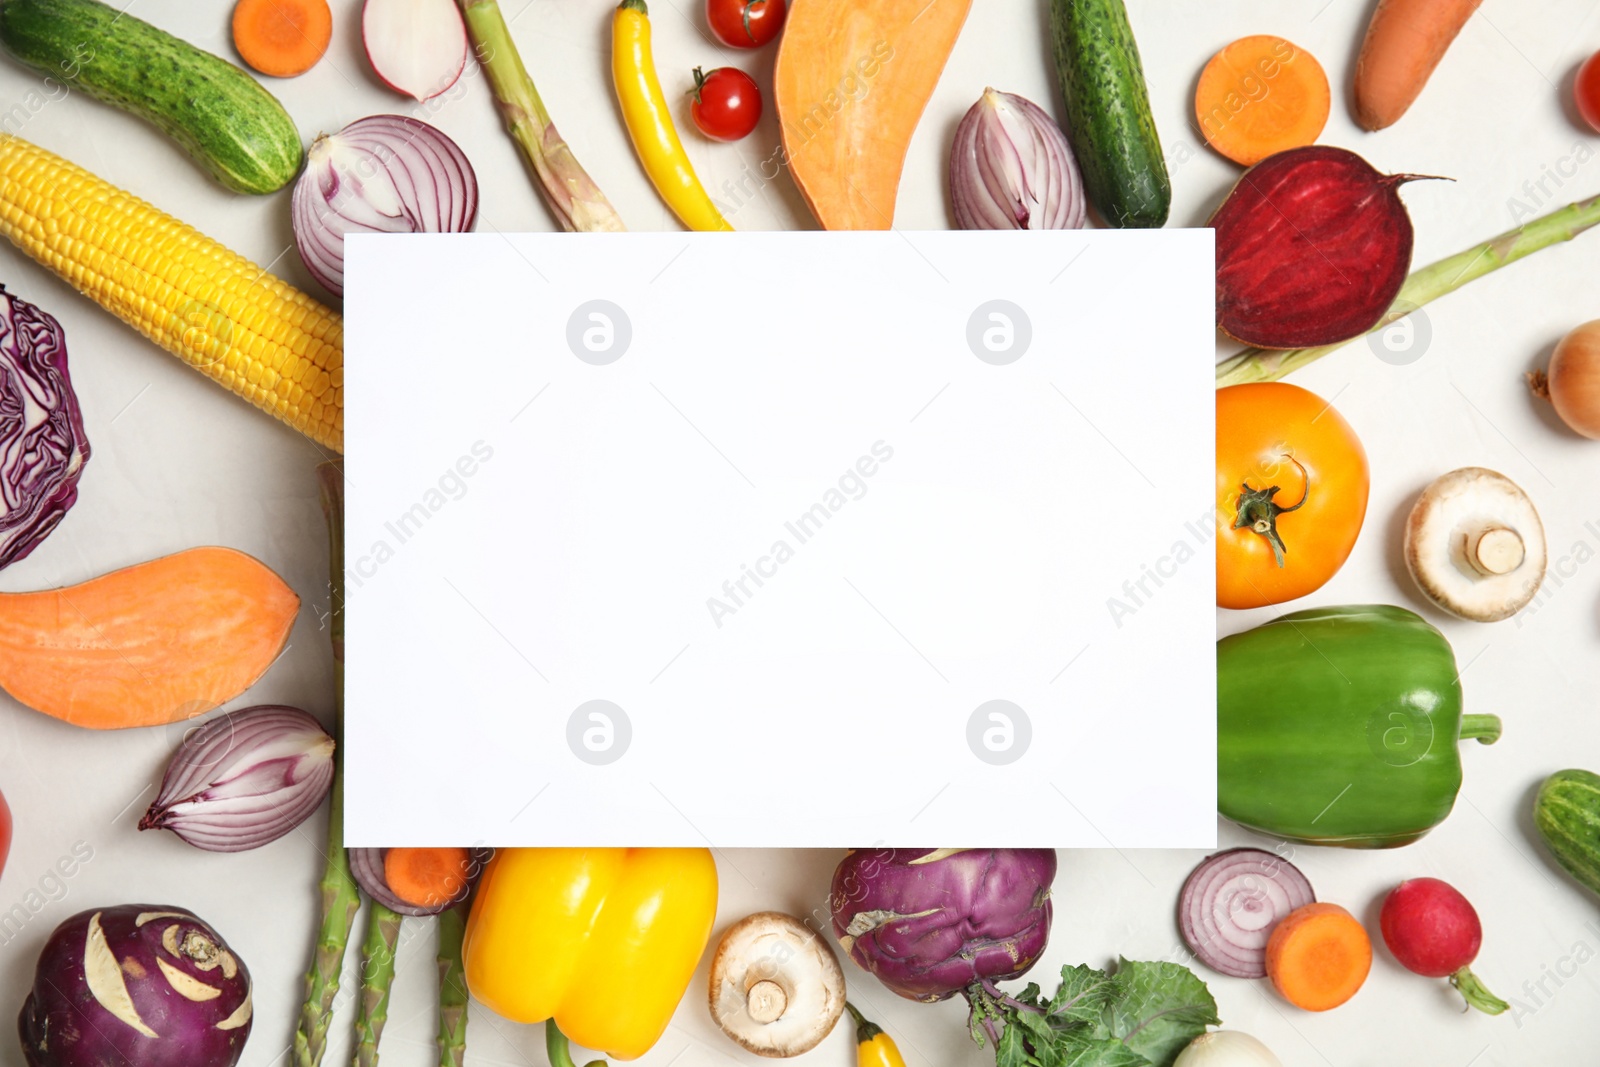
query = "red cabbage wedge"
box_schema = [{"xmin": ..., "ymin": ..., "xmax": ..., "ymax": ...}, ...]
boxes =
[{"xmin": 0, "ymin": 286, "xmax": 88, "ymax": 570}]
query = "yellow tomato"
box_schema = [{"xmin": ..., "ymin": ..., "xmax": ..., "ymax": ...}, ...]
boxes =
[{"xmin": 1216, "ymin": 383, "xmax": 1369, "ymax": 608}]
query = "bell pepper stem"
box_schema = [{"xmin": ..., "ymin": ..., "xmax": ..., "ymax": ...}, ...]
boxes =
[
  {"xmin": 1460, "ymin": 714, "xmax": 1502, "ymax": 744},
  {"xmin": 545, "ymin": 1020, "xmax": 608, "ymax": 1067},
  {"xmin": 1450, "ymin": 965, "xmax": 1510, "ymax": 1015}
]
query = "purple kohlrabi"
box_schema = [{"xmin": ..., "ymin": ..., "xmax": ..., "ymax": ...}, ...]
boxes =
[{"xmin": 830, "ymin": 848, "xmax": 1057, "ymax": 1003}]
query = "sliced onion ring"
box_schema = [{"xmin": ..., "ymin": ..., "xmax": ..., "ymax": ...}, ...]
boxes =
[
  {"xmin": 1178, "ymin": 847, "xmax": 1315, "ymax": 979},
  {"xmin": 292, "ymin": 114, "xmax": 479, "ymax": 298}
]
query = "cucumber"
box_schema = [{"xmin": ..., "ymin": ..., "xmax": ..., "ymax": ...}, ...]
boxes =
[
  {"xmin": 1048, "ymin": 0, "xmax": 1170, "ymax": 228},
  {"xmin": 0, "ymin": 0, "xmax": 302, "ymax": 194},
  {"xmin": 1534, "ymin": 768, "xmax": 1600, "ymax": 898}
]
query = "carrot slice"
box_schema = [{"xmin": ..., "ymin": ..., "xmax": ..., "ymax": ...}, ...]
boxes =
[
  {"xmin": 385, "ymin": 847, "xmax": 472, "ymax": 909},
  {"xmin": 1265, "ymin": 902, "xmax": 1372, "ymax": 1011},
  {"xmin": 232, "ymin": 0, "xmax": 333, "ymax": 78},
  {"xmin": 1196, "ymin": 36, "xmax": 1330, "ymax": 166}
]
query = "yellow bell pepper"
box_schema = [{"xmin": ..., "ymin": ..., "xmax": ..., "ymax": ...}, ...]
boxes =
[
  {"xmin": 462, "ymin": 847, "xmax": 718, "ymax": 1061},
  {"xmin": 846, "ymin": 1003, "xmax": 906, "ymax": 1067}
]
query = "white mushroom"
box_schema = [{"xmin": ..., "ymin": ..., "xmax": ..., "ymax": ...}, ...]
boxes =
[
  {"xmin": 707, "ymin": 912, "xmax": 846, "ymax": 1058},
  {"xmin": 1404, "ymin": 468, "xmax": 1546, "ymax": 622}
]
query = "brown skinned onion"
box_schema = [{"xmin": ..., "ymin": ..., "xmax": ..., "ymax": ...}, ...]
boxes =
[{"xmin": 1530, "ymin": 321, "xmax": 1600, "ymax": 439}]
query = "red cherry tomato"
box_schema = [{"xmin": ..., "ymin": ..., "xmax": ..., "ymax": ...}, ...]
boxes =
[
  {"xmin": 0, "ymin": 787, "xmax": 11, "ymax": 883},
  {"xmin": 1578, "ymin": 49, "xmax": 1600, "ymax": 133},
  {"xmin": 706, "ymin": 0, "xmax": 786, "ymax": 48},
  {"xmin": 689, "ymin": 66, "xmax": 762, "ymax": 142}
]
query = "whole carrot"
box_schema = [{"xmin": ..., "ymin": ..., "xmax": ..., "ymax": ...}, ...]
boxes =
[{"xmin": 1353, "ymin": 0, "xmax": 1482, "ymax": 130}]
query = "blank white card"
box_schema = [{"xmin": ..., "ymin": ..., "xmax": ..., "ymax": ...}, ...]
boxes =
[{"xmin": 343, "ymin": 230, "xmax": 1216, "ymax": 848}]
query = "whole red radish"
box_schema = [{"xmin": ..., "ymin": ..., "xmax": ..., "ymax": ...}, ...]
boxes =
[{"xmin": 1380, "ymin": 878, "xmax": 1507, "ymax": 1015}]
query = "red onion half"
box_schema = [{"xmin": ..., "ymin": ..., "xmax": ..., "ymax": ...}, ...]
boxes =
[
  {"xmin": 292, "ymin": 115, "xmax": 479, "ymax": 298},
  {"xmin": 1178, "ymin": 848, "xmax": 1315, "ymax": 979},
  {"xmin": 950, "ymin": 89, "xmax": 1086, "ymax": 230},
  {"xmin": 140, "ymin": 706, "xmax": 334, "ymax": 853}
]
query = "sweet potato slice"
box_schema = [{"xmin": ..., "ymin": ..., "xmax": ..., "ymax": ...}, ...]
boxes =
[
  {"xmin": 774, "ymin": 0, "xmax": 972, "ymax": 229},
  {"xmin": 0, "ymin": 547, "xmax": 299, "ymax": 729}
]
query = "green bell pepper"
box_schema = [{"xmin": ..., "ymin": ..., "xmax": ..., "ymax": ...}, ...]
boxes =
[{"xmin": 1219, "ymin": 604, "xmax": 1501, "ymax": 848}]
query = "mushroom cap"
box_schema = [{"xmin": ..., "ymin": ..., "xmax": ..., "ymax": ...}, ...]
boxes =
[
  {"xmin": 1404, "ymin": 467, "xmax": 1546, "ymax": 622},
  {"xmin": 707, "ymin": 911, "xmax": 846, "ymax": 1058}
]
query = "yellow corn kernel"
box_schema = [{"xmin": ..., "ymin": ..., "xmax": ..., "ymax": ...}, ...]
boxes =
[{"xmin": 0, "ymin": 135, "xmax": 343, "ymax": 452}]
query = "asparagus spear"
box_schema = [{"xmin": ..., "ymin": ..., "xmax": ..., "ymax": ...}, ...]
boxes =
[
  {"xmin": 353, "ymin": 903, "xmax": 404, "ymax": 1067},
  {"xmin": 457, "ymin": 0, "xmax": 626, "ymax": 232},
  {"xmin": 294, "ymin": 464, "xmax": 362, "ymax": 1067},
  {"xmin": 436, "ymin": 902, "xmax": 470, "ymax": 1067},
  {"xmin": 1216, "ymin": 193, "xmax": 1600, "ymax": 387}
]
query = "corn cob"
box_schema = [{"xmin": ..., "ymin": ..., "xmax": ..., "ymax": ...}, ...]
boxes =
[{"xmin": 0, "ymin": 134, "xmax": 342, "ymax": 451}]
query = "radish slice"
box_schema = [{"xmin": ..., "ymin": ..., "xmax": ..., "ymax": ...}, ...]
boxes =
[
  {"xmin": 1178, "ymin": 848, "xmax": 1315, "ymax": 979},
  {"xmin": 362, "ymin": 0, "xmax": 468, "ymax": 102}
]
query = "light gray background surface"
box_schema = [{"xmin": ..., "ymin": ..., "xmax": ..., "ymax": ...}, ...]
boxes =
[{"xmin": 0, "ymin": 1, "xmax": 1597, "ymax": 1065}]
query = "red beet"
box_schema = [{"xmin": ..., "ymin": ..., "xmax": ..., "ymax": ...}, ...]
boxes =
[
  {"xmin": 1212, "ymin": 146, "xmax": 1436, "ymax": 349},
  {"xmin": 1379, "ymin": 878, "xmax": 1507, "ymax": 1016}
]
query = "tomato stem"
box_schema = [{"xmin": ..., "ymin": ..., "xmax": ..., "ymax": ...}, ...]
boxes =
[{"xmin": 1232, "ymin": 455, "xmax": 1308, "ymax": 568}]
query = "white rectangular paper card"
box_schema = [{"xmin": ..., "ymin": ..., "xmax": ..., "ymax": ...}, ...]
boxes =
[{"xmin": 344, "ymin": 230, "xmax": 1216, "ymax": 848}]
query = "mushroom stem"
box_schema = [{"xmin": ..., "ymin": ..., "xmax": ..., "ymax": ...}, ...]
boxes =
[
  {"xmin": 1466, "ymin": 527, "xmax": 1525, "ymax": 576},
  {"xmin": 745, "ymin": 979, "xmax": 788, "ymax": 1023}
]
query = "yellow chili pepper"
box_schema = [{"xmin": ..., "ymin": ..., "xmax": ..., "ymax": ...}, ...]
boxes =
[
  {"xmin": 462, "ymin": 848, "xmax": 718, "ymax": 1060},
  {"xmin": 612, "ymin": 0, "xmax": 735, "ymax": 231},
  {"xmin": 846, "ymin": 1003, "xmax": 906, "ymax": 1067}
]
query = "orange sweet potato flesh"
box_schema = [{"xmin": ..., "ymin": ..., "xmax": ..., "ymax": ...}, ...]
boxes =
[
  {"xmin": 0, "ymin": 547, "xmax": 299, "ymax": 729},
  {"xmin": 774, "ymin": 0, "xmax": 972, "ymax": 229}
]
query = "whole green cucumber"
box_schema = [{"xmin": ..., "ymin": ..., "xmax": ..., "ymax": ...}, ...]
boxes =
[
  {"xmin": 1048, "ymin": 0, "xmax": 1170, "ymax": 228},
  {"xmin": 1535, "ymin": 769, "xmax": 1600, "ymax": 898},
  {"xmin": 0, "ymin": 0, "xmax": 303, "ymax": 194}
]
